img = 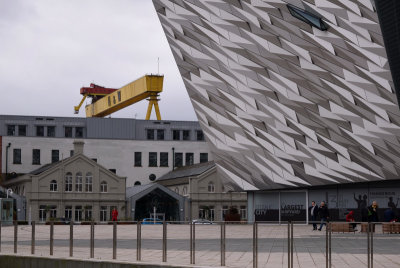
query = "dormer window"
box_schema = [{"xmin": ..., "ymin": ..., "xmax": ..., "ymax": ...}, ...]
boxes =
[{"xmin": 287, "ymin": 4, "xmax": 328, "ymax": 31}]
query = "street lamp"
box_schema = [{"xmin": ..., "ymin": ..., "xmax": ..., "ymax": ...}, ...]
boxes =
[{"xmin": 6, "ymin": 188, "xmax": 13, "ymax": 198}]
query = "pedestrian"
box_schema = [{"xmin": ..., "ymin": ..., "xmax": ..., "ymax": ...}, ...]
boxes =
[
  {"xmin": 368, "ymin": 201, "xmax": 379, "ymax": 222},
  {"xmin": 112, "ymin": 208, "xmax": 118, "ymax": 222},
  {"xmin": 384, "ymin": 207, "xmax": 395, "ymax": 222},
  {"xmin": 346, "ymin": 210, "xmax": 357, "ymax": 231},
  {"xmin": 309, "ymin": 201, "xmax": 319, "ymax": 230},
  {"xmin": 318, "ymin": 201, "xmax": 329, "ymax": 231}
]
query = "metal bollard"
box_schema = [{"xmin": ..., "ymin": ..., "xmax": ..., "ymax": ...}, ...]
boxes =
[
  {"xmin": 14, "ymin": 221, "xmax": 18, "ymax": 254},
  {"xmin": 0, "ymin": 221, "xmax": 2, "ymax": 253},
  {"xmin": 371, "ymin": 224, "xmax": 373, "ymax": 268},
  {"xmin": 325, "ymin": 221, "xmax": 328, "ymax": 268},
  {"xmin": 329, "ymin": 222, "xmax": 332, "ymax": 268},
  {"xmin": 137, "ymin": 221, "xmax": 141, "ymax": 261},
  {"xmin": 50, "ymin": 221, "xmax": 54, "ymax": 256},
  {"xmin": 69, "ymin": 221, "xmax": 73, "ymax": 257},
  {"xmin": 288, "ymin": 221, "xmax": 291, "ymax": 268},
  {"xmin": 367, "ymin": 223, "xmax": 370, "ymax": 268},
  {"xmin": 192, "ymin": 222, "xmax": 196, "ymax": 264},
  {"xmin": 291, "ymin": 222, "xmax": 294, "ymax": 268},
  {"xmin": 162, "ymin": 221, "xmax": 167, "ymax": 262},
  {"xmin": 253, "ymin": 221, "xmax": 258, "ymax": 268},
  {"xmin": 220, "ymin": 222, "xmax": 225, "ymax": 266},
  {"xmin": 31, "ymin": 221, "xmax": 35, "ymax": 255},
  {"xmin": 113, "ymin": 221, "xmax": 117, "ymax": 259},
  {"xmin": 90, "ymin": 221, "xmax": 95, "ymax": 258},
  {"xmin": 190, "ymin": 223, "xmax": 193, "ymax": 264}
]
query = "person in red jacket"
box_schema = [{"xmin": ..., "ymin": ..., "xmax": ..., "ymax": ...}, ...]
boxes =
[
  {"xmin": 111, "ymin": 208, "xmax": 118, "ymax": 222},
  {"xmin": 346, "ymin": 210, "xmax": 357, "ymax": 231}
]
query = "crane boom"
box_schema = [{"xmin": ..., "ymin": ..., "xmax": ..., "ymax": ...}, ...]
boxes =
[{"xmin": 83, "ymin": 75, "xmax": 164, "ymax": 119}]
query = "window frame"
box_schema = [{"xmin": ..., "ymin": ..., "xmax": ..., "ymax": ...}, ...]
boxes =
[
  {"xmin": 50, "ymin": 180, "xmax": 58, "ymax": 192},
  {"xmin": 148, "ymin": 152, "xmax": 158, "ymax": 167},
  {"xmin": 160, "ymin": 152, "xmax": 168, "ymax": 167},
  {"xmin": 75, "ymin": 172, "xmax": 83, "ymax": 192},
  {"xmin": 134, "ymin": 152, "xmax": 142, "ymax": 167},
  {"xmin": 287, "ymin": 4, "xmax": 328, "ymax": 31},
  {"xmin": 100, "ymin": 181, "xmax": 108, "ymax": 193},
  {"xmin": 7, "ymin": 125, "xmax": 15, "ymax": 136},
  {"xmin": 65, "ymin": 172, "xmax": 73, "ymax": 192},
  {"xmin": 13, "ymin": 148, "xmax": 21, "ymax": 164},
  {"xmin": 32, "ymin": 149, "xmax": 41, "ymax": 165},
  {"xmin": 85, "ymin": 172, "xmax": 93, "ymax": 192}
]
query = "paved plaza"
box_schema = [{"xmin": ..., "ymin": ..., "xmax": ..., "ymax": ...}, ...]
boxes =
[{"xmin": 0, "ymin": 223, "xmax": 399, "ymax": 268}]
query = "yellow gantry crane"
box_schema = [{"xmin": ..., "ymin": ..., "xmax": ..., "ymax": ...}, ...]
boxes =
[{"xmin": 74, "ymin": 75, "xmax": 164, "ymax": 120}]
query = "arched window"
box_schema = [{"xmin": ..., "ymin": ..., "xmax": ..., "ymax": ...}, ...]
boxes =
[
  {"xmin": 175, "ymin": 187, "xmax": 179, "ymax": 194},
  {"xmin": 182, "ymin": 186, "xmax": 187, "ymax": 195},
  {"xmin": 75, "ymin": 172, "xmax": 82, "ymax": 192},
  {"xmin": 208, "ymin": 182, "xmax": 215, "ymax": 193},
  {"xmin": 85, "ymin": 172, "xmax": 93, "ymax": 192},
  {"xmin": 100, "ymin": 181, "xmax": 108, "ymax": 193},
  {"xmin": 134, "ymin": 181, "xmax": 141, "ymax": 186},
  {"xmin": 50, "ymin": 180, "xmax": 58, "ymax": 192},
  {"xmin": 65, "ymin": 172, "xmax": 72, "ymax": 192}
]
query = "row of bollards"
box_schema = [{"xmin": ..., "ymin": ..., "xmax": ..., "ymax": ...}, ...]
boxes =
[{"xmin": 0, "ymin": 221, "xmax": 376, "ymax": 267}]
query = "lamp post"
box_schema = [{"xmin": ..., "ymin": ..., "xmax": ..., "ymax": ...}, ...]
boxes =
[{"xmin": 6, "ymin": 188, "xmax": 13, "ymax": 198}]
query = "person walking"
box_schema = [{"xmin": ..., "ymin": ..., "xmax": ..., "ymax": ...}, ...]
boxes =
[
  {"xmin": 111, "ymin": 208, "xmax": 118, "ymax": 222},
  {"xmin": 309, "ymin": 201, "xmax": 319, "ymax": 230},
  {"xmin": 368, "ymin": 201, "xmax": 379, "ymax": 222},
  {"xmin": 346, "ymin": 210, "xmax": 357, "ymax": 231},
  {"xmin": 318, "ymin": 201, "xmax": 329, "ymax": 231}
]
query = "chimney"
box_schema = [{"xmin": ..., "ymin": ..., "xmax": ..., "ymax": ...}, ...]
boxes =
[{"xmin": 73, "ymin": 140, "xmax": 85, "ymax": 155}]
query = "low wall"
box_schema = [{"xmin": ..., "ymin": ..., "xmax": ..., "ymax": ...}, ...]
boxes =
[{"xmin": 0, "ymin": 255, "xmax": 200, "ymax": 268}]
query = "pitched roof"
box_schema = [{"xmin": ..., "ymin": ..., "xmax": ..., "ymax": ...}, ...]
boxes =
[
  {"xmin": 30, "ymin": 160, "xmax": 63, "ymax": 175},
  {"xmin": 156, "ymin": 161, "xmax": 215, "ymax": 181},
  {"xmin": 126, "ymin": 184, "xmax": 154, "ymax": 198}
]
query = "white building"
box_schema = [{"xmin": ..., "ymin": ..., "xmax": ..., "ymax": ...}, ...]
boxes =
[{"xmin": 0, "ymin": 115, "xmax": 212, "ymax": 188}]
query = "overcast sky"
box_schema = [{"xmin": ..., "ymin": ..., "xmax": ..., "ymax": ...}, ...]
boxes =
[{"xmin": 0, "ymin": 0, "xmax": 197, "ymax": 121}]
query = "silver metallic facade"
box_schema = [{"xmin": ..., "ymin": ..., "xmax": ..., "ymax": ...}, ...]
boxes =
[{"xmin": 154, "ymin": 0, "xmax": 400, "ymax": 190}]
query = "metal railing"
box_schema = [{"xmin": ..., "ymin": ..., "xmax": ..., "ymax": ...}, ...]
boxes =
[{"xmin": 0, "ymin": 220, "xmax": 397, "ymax": 267}]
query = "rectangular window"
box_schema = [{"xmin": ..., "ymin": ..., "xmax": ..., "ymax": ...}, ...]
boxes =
[
  {"xmin": 117, "ymin": 91, "xmax": 121, "ymax": 102},
  {"xmin": 32, "ymin": 149, "xmax": 41, "ymax": 165},
  {"xmin": 85, "ymin": 176, "xmax": 93, "ymax": 192},
  {"xmin": 146, "ymin": 129, "xmax": 154, "ymax": 140},
  {"xmin": 36, "ymin": 126, "xmax": 44, "ymax": 137},
  {"xmin": 160, "ymin": 152, "xmax": 168, "ymax": 167},
  {"xmin": 185, "ymin": 153, "xmax": 194, "ymax": 166},
  {"xmin": 200, "ymin": 153, "xmax": 208, "ymax": 163},
  {"xmin": 157, "ymin": 129, "xmax": 165, "ymax": 140},
  {"xmin": 196, "ymin": 130, "xmax": 204, "ymax": 141},
  {"xmin": 18, "ymin": 125, "xmax": 26, "ymax": 136},
  {"xmin": 65, "ymin": 206, "xmax": 72, "ymax": 220},
  {"xmin": 100, "ymin": 206, "xmax": 107, "ymax": 222},
  {"xmin": 108, "ymin": 96, "xmax": 111, "ymax": 106},
  {"xmin": 134, "ymin": 152, "xmax": 142, "ymax": 167},
  {"xmin": 84, "ymin": 206, "xmax": 93, "ymax": 221},
  {"xmin": 7, "ymin": 125, "xmax": 15, "ymax": 136},
  {"xmin": 13, "ymin": 149, "xmax": 21, "ymax": 164},
  {"xmin": 149, "ymin": 152, "xmax": 157, "ymax": 167},
  {"xmin": 240, "ymin": 206, "xmax": 247, "ymax": 220},
  {"xmin": 47, "ymin": 126, "xmax": 55, "ymax": 137},
  {"xmin": 75, "ymin": 127, "xmax": 83, "ymax": 138},
  {"xmin": 75, "ymin": 206, "xmax": 82, "ymax": 222},
  {"xmin": 182, "ymin": 130, "xmax": 190, "ymax": 140},
  {"xmin": 39, "ymin": 205, "xmax": 46, "ymax": 222},
  {"xmin": 65, "ymin": 127, "xmax": 72, "ymax": 137},
  {"xmin": 222, "ymin": 206, "xmax": 228, "ymax": 220},
  {"xmin": 50, "ymin": 206, "xmax": 57, "ymax": 219},
  {"xmin": 51, "ymin": 150, "xmax": 59, "ymax": 163},
  {"xmin": 173, "ymin": 130, "xmax": 180, "ymax": 140},
  {"xmin": 209, "ymin": 206, "xmax": 215, "ymax": 221},
  {"xmin": 174, "ymin": 153, "xmax": 183, "ymax": 168},
  {"xmin": 70, "ymin": 150, "xmax": 74, "ymax": 157},
  {"xmin": 76, "ymin": 174, "xmax": 82, "ymax": 192}
]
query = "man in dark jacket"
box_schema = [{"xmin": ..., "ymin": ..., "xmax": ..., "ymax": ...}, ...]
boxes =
[
  {"xmin": 309, "ymin": 201, "xmax": 319, "ymax": 230},
  {"xmin": 368, "ymin": 201, "xmax": 379, "ymax": 222},
  {"xmin": 318, "ymin": 201, "xmax": 329, "ymax": 231}
]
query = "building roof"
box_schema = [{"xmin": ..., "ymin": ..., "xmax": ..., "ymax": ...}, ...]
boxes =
[
  {"xmin": 126, "ymin": 184, "xmax": 154, "ymax": 199},
  {"xmin": 157, "ymin": 161, "xmax": 215, "ymax": 181},
  {"xmin": 29, "ymin": 160, "xmax": 62, "ymax": 175}
]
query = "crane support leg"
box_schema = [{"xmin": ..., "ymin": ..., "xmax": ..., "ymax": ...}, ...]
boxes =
[
  {"xmin": 145, "ymin": 94, "xmax": 161, "ymax": 120},
  {"xmin": 74, "ymin": 94, "xmax": 88, "ymax": 114}
]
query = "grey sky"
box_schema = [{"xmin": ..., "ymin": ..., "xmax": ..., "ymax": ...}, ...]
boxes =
[{"xmin": 0, "ymin": 0, "xmax": 197, "ymax": 121}]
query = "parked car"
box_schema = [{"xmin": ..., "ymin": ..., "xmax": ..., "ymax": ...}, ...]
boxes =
[
  {"xmin": 192, "ymin": 219, "xmax": 213, "ymax": 224},
  {"xmin": 142, "ymin": 218, "xmax": 163, "ymax": 224}
]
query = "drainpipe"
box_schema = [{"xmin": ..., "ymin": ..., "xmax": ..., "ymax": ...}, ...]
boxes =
[
  {"xmin": 172, "ymin": 147, "xmax": 175, "ymax": 171},
  {"xmin": 5, "ymin": 143, "xmax": 11, "ymax": 176}
]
